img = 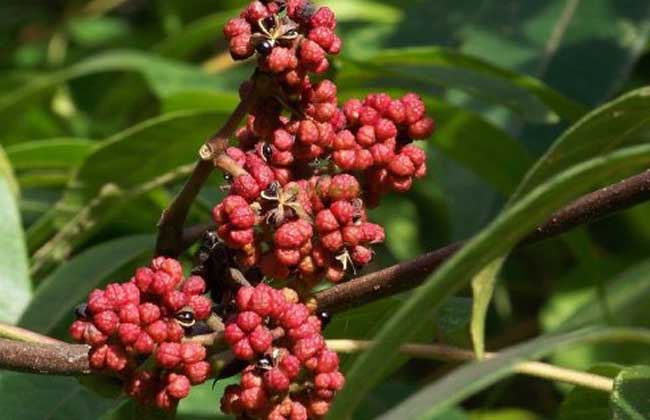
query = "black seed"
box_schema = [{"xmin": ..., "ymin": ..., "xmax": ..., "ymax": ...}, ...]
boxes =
[
  {"xmin": 256, "ymin": 40, "xmax": 274, "ymax": 55},
  {"xmin": 262, "ymin": 143, "xmax": 273, "ymax": 160},
  {"xmin": 264, "ymin": 181, "xmax": 279, "ymax": 197},
  {"xmin": 175, "ymin": 310, "xmax": 195, "ymax": 327},
  {"xmin": 317, "ymin": 310, "xmax": 332, "ymax": 327},
  {"xmin": 262, "ymin": 16, "xmax": 275, "ymax": 30},
  {"xmin": 74, "ymin": 303, "xmax": 89, "ymax": 319},
  {"xmin": 257, "ymin": 354, "xmax": 273, "ymax": 369}
]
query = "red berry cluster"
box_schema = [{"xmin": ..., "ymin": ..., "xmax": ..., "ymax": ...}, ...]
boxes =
[
  {"xmin": 69, "ymin": 257, "xmax": 213, "ymax": 409},
  {"xmin": 222, "ymin": 284, "xmax": 344, "ymax": 419},
  {"xmin": 214, "ymin": 2, "xmax": 434, "ymax": 289},
  {"xmin": 224, "ymin": 0, "xmax": 341, "ymax": 84}
]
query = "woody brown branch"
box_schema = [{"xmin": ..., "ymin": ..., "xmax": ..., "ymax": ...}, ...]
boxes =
[
  {"xmin": 0, "ymin": 339, "xmax": 90, "ymax": 375},
  {"xmin": 314, "ymin": 169, "xmax": 650, "ymax": 312},
  {"xmin": 155, "ymin": 86, "xmax": 259, "ymax": 257},
  {"xmin": 2, "ymin": 170, "xmax": 650, "ymax": 376}
]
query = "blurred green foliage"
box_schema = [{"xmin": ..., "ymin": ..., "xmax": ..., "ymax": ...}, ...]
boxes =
[{"xmin": 3, "ymin": 0, "xmax": 650, "ymax": 419}]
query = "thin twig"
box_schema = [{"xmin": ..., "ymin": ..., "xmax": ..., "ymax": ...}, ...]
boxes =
[
  {"xmin": 327, "ymin": 339, "xmax": 614, "ymax": 392},
  {"xmin": 315, "ymin": 169, "xmax": 650, "ymax": 312},
  {"xmin": 155, "ymin": 87, "xmax": 259, "ymax": 257}
]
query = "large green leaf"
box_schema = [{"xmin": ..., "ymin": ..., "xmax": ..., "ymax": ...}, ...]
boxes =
[
  {"xmin": 73, "ymin": 110, "xmax": 222, "ymax": 199},
  {"xmin": 611, "ymin": 365, "xmax": 650, "ymax": 419},
  {"xmin": 513, "ymin": 87, "xmax": 650, "ymax": 200},
  {"xmin": 176, "ymin": 377, "xmax": 238, "ymax": 420},
  {"xmin": 29, "ymin": 110, "xmax": 223, "ymax": 274},
  {"xmin": 376, "ymin": 328, "xmax": 650, "ymax": 420},
  {"xmin": 0, "ymin": 145, "xmax": 19, "ymax": 197},
  {"xmin": 0, "ymin": 372, "xmax": 119, "ymax": 420},
  {"xmin": 0, "ymin": 50, "xmax": 231, "ymax": 115},
  {"xmin": 155, "ymin": 11, "xmax": 237, "ymax": 59},
  {"xmin": 337, "ymin": 47, "xmax": 586, "ymax": 124},
  {"xmin": 544, "ymin": 258, "xmax": 650, "ymax": 333},
  {"xmin": 328, "ymin": 143, "xmax": 650, "ymax": 418},
  {"xmin": 19, "ymin": 235, "xmax": 153, "ymax": 334},
  {"xmin": 6, "ymin": 138, "xmax": 94, "ymax": 171},
  {"xmin": 0, "ymin": 176, "xmax": 31, "ymax": 323},
  {"xmin": 456, "ymin": 1, "xmax": 650, "ymax": 106}
]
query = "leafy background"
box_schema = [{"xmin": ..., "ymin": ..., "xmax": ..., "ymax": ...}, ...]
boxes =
[{"xmin": 2, "ymin": 0, "xmax": 650, "ymax": 418}]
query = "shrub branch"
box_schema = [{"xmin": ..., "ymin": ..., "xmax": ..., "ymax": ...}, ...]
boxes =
[
  {"xmin": 6, "ymin": 171, "xmax": 646, "ymax": 383},
  {"xmin": 314, "ymin": 169, "xmax": 650, "ymax": 312},
  {"xmin": 155, "ymin": 86, "xmax": 259, "ymax": 257}
]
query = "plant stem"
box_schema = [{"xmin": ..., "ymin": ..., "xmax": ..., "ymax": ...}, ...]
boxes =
[
  {"xmin": 0, "ymin": 322, "xmax": 65, "ymax": 345},
  {"xmin": 0, "ymin": 338, "xmax": 90, "ymax": 375},
  {"xmin": 155, "ymin": 87, "xmax": 259, "ymax": 257},
  {"xmin": 315, "ymin": 169, "xmax": 650, "ymax": 312},
  {"xmin": 327, "ymin": 339, "xmax": 614, "ymax": 392}
]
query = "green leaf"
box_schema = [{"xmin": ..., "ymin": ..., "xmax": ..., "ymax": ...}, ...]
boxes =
[
  {"xmin": 0, "ymin": 372, "xmax": 119, "ymax": 420},
  {"xmin": 376, "ymin": 328, "xmax": 650, "ymax": 420},
  {"xmin": 160, "ymin": 90, "xmax": 240, "ymax": 114},
  {"xmin": 430, "ymin": 103, "xmax": 534, "ymax": 195},
  {"xmin": 29, "ymin": 110, "xmax": 223, "ymax": 274},
  {"xmin": 155, "ymin": 11, "xmax": 236, "ymax": 59},
  {"xmin": 611, "ymin": 365, "xmax": 650, "ymax": 419},
  {"xmin": 0, "ymin": 176, "xmax": 31, "ymax": 323},
  {"xmin": 101, "ymin": 401, "xmax": 176, "ymax": 420},
  {"xmin": 457, "ymin": 1, "xmax": 650, "ymax": 106},
  {"xmin": 0, "ymin": 50, "xmax": 229, "ymax": 115},
  {"xmin": 6, "ymin": 138, "xmax": 94, "ymax": 171},
  {"xmin": 0, "ymin": 144, "xmax": 19, "ymax": 197},
  {"xmin": 470, "ymin": 408, "xmax": 542, "ymax": 420},
  {"xmin": 558, "ymin": 364, "xmax": 623, "ymax": 420},
  {"xmin": 74, "ymin": 110, "xmax": 222, "ymax": 199},
  {"xmin": 337, "ymin": 47, "xmax": 587, "ymax": 124},
  {"xmin": 470, "ymin": 257, "xmax": 505, "ymax": 359},
  {"xmin": 328, "ymin": 143, "xmax": 650, "ymax": 418},
  {"xmin": 177, "ymin": 377, "xmax": 238, "ymax": 419},
  {"xmin": 19, "ymin": 235, "xmax": 152, "ymax": 334},
  {"xmin": 67, "ymin": 17, "xmax": 130, "ymax": 47},
  {"xmin": 544, "ymin": 258, "xmax": 650, "ymax": 333},
  {"xmin": 328, "ymin": 0, "xmax": 404, "ymax": 24},
  {"xmin": 513, "ymin": 87, "xmax": 650, "ymax": 200}
]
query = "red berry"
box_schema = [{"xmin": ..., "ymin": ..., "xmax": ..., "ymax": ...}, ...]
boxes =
[
  {"xmin": 180, "ymin": 342, "xmax": 207, "ymax": 364},
  {"xmin": 166, "ymin": 373, "xmax": 191, "ymax": 399},
  {"xmin": 264, "ymin": 368, "xmax": 291, "ymax": 393},
  {"xmin": 156, "ymin": 342, "xmax": 182, "ymax": 369},
  {"xmin": 92, "ymin": 311, "xmax": 119, "ymax": 335},
  {"xmin": 237, "ymin": 311, "xmax": 263, "ymax": 332},
  {"xmin": 249, "ymin": 325, "xmax": 273, "ymax": 353},
  {"xmin": 311, "ymin": 7, "xmax": 337, "ymax": 30},
  {"xmin": 184, "ymin": 361, "xmax": 211, "ymax": 384},
  {"xmin": 181, "ymin": 276, "xmax": 206, "ymax": 296}
]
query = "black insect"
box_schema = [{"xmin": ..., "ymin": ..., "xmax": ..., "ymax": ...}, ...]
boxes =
[{"xmin": 74, "ymin": 303, "xmax": 89, "ymax": 319}]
